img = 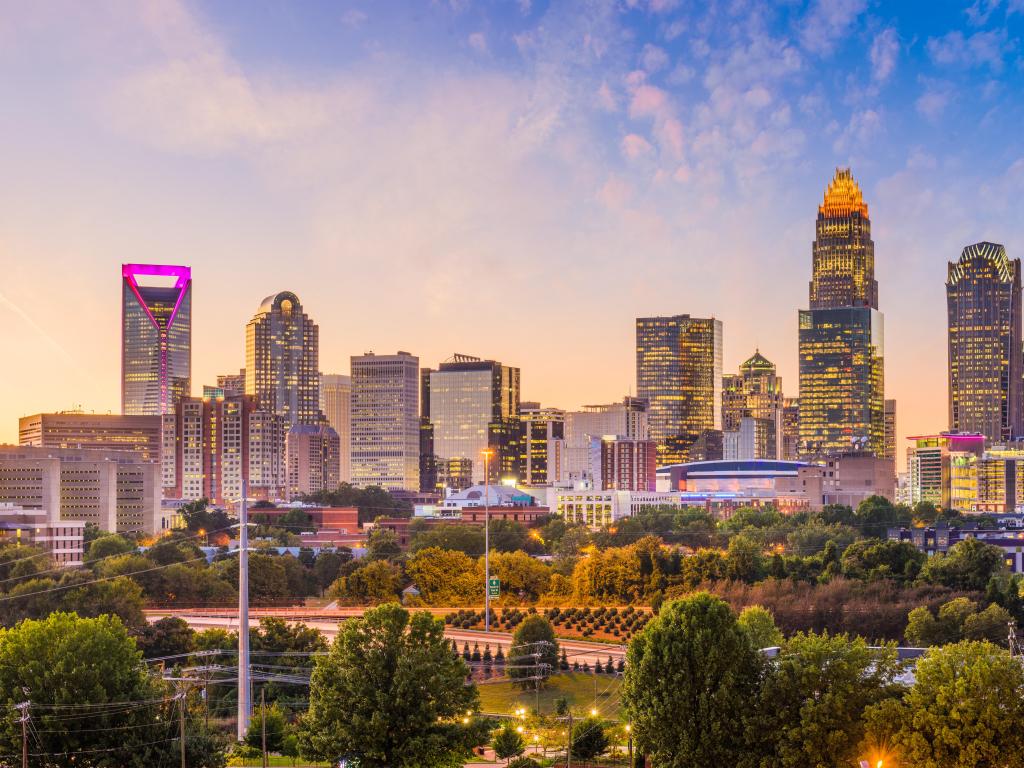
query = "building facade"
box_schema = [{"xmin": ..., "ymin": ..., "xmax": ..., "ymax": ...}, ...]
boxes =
[
  {"xmin": 0, "ymin": 504, "xmax": 85, "ymax": 567},
  {"xmin": 319, "ymin": 373, "xmax": 352, "ymax": 483},
  {"xmin": 798, "ymin": 169, "xmax": 885, "ymax": 459},
  {"xmin": 884, "ymin": 399, "xmax": 897, "ymax": 461},
  {"xmin": 590, "ymin": 435, "xmax": 657, "ymax": 491},
  {"xmin": 350, "ymin": 352, "xmax": 420, "ymax": 490},
  {"xmin": 423, "ymin": 354, "xmax": 521, "ymax": 485},
  {"xmin": 636, "ymin": 315, "xmax": 723, "ymax": 465},
  {"xmin": 564, "ymin": 398, "xmax": 648, "ymax": 481},
  {"xmin": 519, "ymin": 403, "xmax": 565, "ymax": 487},
  {"xmin": 906, "ymin": 432, "xmax": 985, "ymax": 509},
  {"xmin": 246, "ymin": 291, "xmax": 320, "ymax": 428},
  {"xmin": 121, "ymin": 263, "xmax": 192, "ymax": 416},
  {"xmin": 721, "ymin": 350, "xmax": 786, "ymax": 459},
  {"xmin": 947, "ymin": 241, "xmax": 1022, "ymax": 443},
  {"xmin": 286, "ymin": 424, "xmax": 341, "ymax": 499},
  {"xmin": 19, "ymin": 412, "xmax": 162, "ymax": 463}
]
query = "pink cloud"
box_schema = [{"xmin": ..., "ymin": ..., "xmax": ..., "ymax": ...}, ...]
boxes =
[
  {"xmin": 629, "ymin": 84, "xmax": 667, "ymax": 118},
  {"xmin": 621, "ymin": 133, "xmax": 654, "ymax": 159}
]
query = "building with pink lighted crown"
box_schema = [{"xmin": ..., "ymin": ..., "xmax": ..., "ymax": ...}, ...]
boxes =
[{"xmin": 121, "ymin": 263, "xmax": 192, "ymax": 416}]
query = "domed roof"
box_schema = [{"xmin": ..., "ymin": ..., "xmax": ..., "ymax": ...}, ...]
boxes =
[
  {"xmin": 740, "ymin": 349, "xmax": 775, "ymax": 374},
  {"xmin": 257, "ymin": 291, "xmax": 301, "ymax": 315},
  {"xmin": 819, "ymin": 168, "xmax": 868, "ymax": 218}
]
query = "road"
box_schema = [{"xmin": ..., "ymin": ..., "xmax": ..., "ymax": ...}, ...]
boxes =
[{"xmin": 147, "ymin": 609, "xmax": 626, "ymax": 667}]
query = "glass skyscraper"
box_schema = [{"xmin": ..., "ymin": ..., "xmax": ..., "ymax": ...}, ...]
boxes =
[
  {"xmin": 245, "ymin": 291, "xmax": 320, "ymax": 428},
  {"xmin": 947, "ymin": 241, "xmax": 1022, "ymax": 443},
  {"xmin": 798, "ymin": 169, "xmax": 885, "ymax": 458},
  {"xmin": 722, "ymin": 350, "xmax": 785, "ymax": 459},
  {"xmin": 121, "ymin": 263, "xmax": 192, "ymax": 416},
  {"xmin": 636, "ymin": 315, "xmax": 723, "ymax": 465}
]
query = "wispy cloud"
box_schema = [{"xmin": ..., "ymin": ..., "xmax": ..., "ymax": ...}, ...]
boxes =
[
  {"xmin": 799, "ymin": 0, "xmax": 868, "ymax": 55},
  {"xmin": 870, "ymin": 28, "xmax": 900, "ymax": 82}
]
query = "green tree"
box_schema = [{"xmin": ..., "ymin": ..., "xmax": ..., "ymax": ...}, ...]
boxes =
[
  {"xmin": 406, "ymin": 547, "xmax": 480, "ymax": 605},
  {"xmin": 755, "ymin": 632, "xmax": 902, "ymax": 768},
  {"xmin": 367, "ymin": 527, "xmax": 403, "ymax": 561},
  {"xmin": 725, "ymin": 534, "xmax": 767, "ymax": 582},
  {"xmin": 312, "ymin": 549, "xmax": 352, "ymax": 595},
  {"xmin": 840, "ymin": 538, "xmax": 925, "ymax": 583},
  {"xmin": 85, "ymin": 534, "xmax": 135, "ymax": 563},
  {"xmin": 251, "ymin": 617, "xmax": 328, "ymax": 704},
  {"xmin": 298, "ymin": 603, "xmax": 482, "ymax": 767},
  {"xmin": 853, "ymin": 496, "xmax": 911, "ymax": 535},
  {"xmin": 918, "ymin": 537, "xmax": 1007, "ymax": 591},
  {"xmin": 492, "ymin": 725, "xmax": 526, "ymax": 763},
  {"xmin": 570, "ymin": 717, "xmax": 610, "ymax": 760},
  {"xmin": 737, "ymin": 605, "xmax": 783, "ymax": 649},
  {"xmin": 410, "ymin": 523, "xmax": 486, "ymax": 556},
  {"xmin": 245, "ymin": 700, "xmax": 289, "ymax": 753},
  {"xmin": 135, "ymin": 616, "xmax": 195, "ymax": 659},
  {"xmin": 180, "ymin": 497, "xmax": 233, "ymax": 536},
  {"xmin": 622, "ymin": 593, "xmax": 762, "ymax": 767},
  {"xmin": 508, "ymin": 615, "xmax": 558, "ymax": 688},
  {"xmin": 962, "ymin": 602, "xmax": 1014, "ymax": 645},
  {"xmin": 879, "ymin": 641, "xmax": 1024, "ymax": 767},
  {"xmin": 328, "ymin": 560, "xmax": 403, "ymax": 604}
]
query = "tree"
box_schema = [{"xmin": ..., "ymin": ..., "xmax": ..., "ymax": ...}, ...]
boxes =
[
  {"xmin": 0, "ymin": 612, "xmax": 226, "ymax": 767},
  {"xmin": 918, "ymin": 537, "xmax": 1007, "ymax": 591},
  {"xmin": 135, "ymin": 615, "xmax": 195, "ymax": 659},
  {"xmin": 328, "ymin": 560, "xmax": 403, "ymax": 604},
  {"xmin": 410, "ymin": 523, "xmax": 486, "ymax": 556},
  {"xmin": 367, "ymin": 527, "xmax": 403, "ymax": 561},
  {"xmin": 622, "ymin": 593, "xmax": 762, "ymax": 768},
  {"xmin": 493, "ymin": 725, "xmax": 526, "ymax": 764},
  {"xmin": 298, "ymin": 603, "xmax": 482, "ymax": 767},
  {"xmin": 754, "ymin": 632, "xmax": 902, "ymax": 768},
  {"xmin": 246, "ymin": 700, "xmax": 289, "ymax": 753},
  {"xmin": 487, "ymin": 550, "xmax": 552, "ymax": 601},
  {"xmin": 180, "ymin": 497, "xmax": 233, "ymax": 536},
  {"xmin": 853, "ymin": 496, "xmax": 911, "ymax": 535},
  {"xmin": 737, "ymin": 605, "xmax": 783, "ymax": 649},
  {"xmin": 905, "ymin": 598, "xmax": 1013, "ymax": 647},
  {"xmin": 251, "ymin": 617, "xmax": 328, "ymax": 703},
  {"xmin": 312, "ymin": 549, "xmax": 351, "ymax": 595},
  {"xmin": 570, "ymin": 717, "xmax": 609, "ymax": 760},
  {"xmin": 725, "ymin": 534, "xmax": 766, "ymax": 582},
  {"xmin": 85, "ymin": 533, "xmax": 135, "ymax": 563},
  {"xmin": 878, "ymin": 641, "xmax": 1024, "ymax": 767},
  {"xmin": 406, "ymin": 547, "xmax": 480, "ymax": 605},
  {"xmin": 840, "ymin": 538, "xmax": 925, "ymax": 583},
  {"xmin": 508, "ymin": 615, "xmax": 558, "ymax": 689}
]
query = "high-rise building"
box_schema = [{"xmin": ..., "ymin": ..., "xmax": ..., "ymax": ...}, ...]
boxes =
[
  {"xmin": 906, "ymin": 432, "xmax": 985, "ymax": 509},
  {"xmin": 163, "ymin": 395, "xmax": 285, "ymax": 505},
  {"xmin": 636, "ymin": 315, "xmax": 723, "ymax": 465},
  {"xmin": 947, "ymin": 242, "xmax": 1023, "ymax": 443},
  {"xmin": 423, "ymin": 354, "xmax": 521, "ymax": 485},
  {"xmin": 19, "ymin": 412, "xmax": 162, "ymax": 463},
  {"xmin": 286, "ymin": 424, "xmax": 341, "ymax": 499},
  {"xmin": 121, "ymin": 263, "xmax": 192, "ymax": 416},
  {"xmin": 564, "ymin": 398, "xmax": 649, "ymax": 481},
  {"xmin": 217, "ymin": 370, "xmax": 246, "ymax": 397},
  {"xmin": 589, "ymin": 435, "xmax": 657, "ymax": 491},
  {"xmin": 350, "ymin": 352, "xmax": 420, "ymax": 490},
  {"xmin": 319, "ymin": 374, "xmax": 352, "ymax": 482},
  {"xmin": 519, "ymin": 403, "xmax": 565, "ymax": 487},
  {"xmin": 781, "ymin": 397, "xmax": 800, "ymax": 461},
  {"xmin": 246, "ymin": 292, "xmax": 319, "ymax": 428},
  {"xmin": 884, "ymin": 399, "xmax": 897, "ymax": 460},
  {"xmin": 721, "ymin": 350, "xmax": 786, "ymax": 459},
  {"xmin": 798, "ymin": 169, "xmax": 885, "ymax": 458}
]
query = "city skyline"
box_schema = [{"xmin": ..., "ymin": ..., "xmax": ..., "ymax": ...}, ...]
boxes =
[{"xmin": 3, "ymin": 2, "xmax": 1024, "ymax": 463}]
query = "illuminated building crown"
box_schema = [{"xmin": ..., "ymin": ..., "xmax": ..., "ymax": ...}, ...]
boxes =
[{"xmin": 819, "ymin": 168, "xmax": 869, "ymax": 218}]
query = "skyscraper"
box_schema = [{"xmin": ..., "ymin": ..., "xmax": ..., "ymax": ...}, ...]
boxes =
[
  {"xmin": 884, "ymin": 399, "xmax": 897, "ymax": 460},
  {"xmin": 947, "ymin": 241, "xmax": 1022, "ymax": 443},
  {"xmin": 519, "ymin": 403, "xmax": 565, "ymax": 487},
  {"xmin": 636, "ymin": 315, "xmax": 722, "ymax": 465},
  {"xmin": 350, "ymin": 352, "xmax": 420, "ymax": 490},
  {"xmin": 121, "ymin": 263, "xmax": 192, "ymax": 416},
  {"xmin": 286, "ymin": 424, "xmax": 341, "ymax": 499},
  {"xmin": 721, "ymin": 350, "xmax": 785, "ymax": 459},
  {"xmin": 245, "ymin": 292, "xmax": 319, "ymax": 428},
  {"xmin": 423, "ymin": 354, "xmax": 521, "ymax": 484},
  {"xmin": 798, "ymin": 169, "xmax": 885, "ymax": 458},
  {"xmin": 319, "ymin": 374, "xmax": 352, "ymax": 482}
]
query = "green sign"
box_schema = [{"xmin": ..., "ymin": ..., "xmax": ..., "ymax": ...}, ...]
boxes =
[{"xmin": 487, "ymin": 578, "xmax": 500, "ymax": 598}]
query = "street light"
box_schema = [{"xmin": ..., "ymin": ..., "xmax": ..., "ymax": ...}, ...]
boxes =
[
  {"xmin": 482, "ymin": 448, "xmax": 494, "ymax": 633},
  {"xmin": 625, "ymin": 723, "xmax": 633, "ymax": 763}
]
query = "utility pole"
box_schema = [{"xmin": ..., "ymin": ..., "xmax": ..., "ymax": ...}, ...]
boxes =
[
  {"xmin": 15, "ymin": 701, "xmax": 29, "ymax": 768},
  {"xmin": 177, "ymin": 684, "xmax": 187, "ymax": 768},
  {"xmin": 566, "ymin": 709, "xmax": 572, "ymax": 768},
  {"xmin": 483, "ymin": 448, "xmax": 491, "ymax": 634},
  {"xmin": 237, "ymin": 479, "xmax": 251, "ymax": 741},
  {"xmin": 261, "ymin": 687, "xmax": 268, "ymax": 768}
]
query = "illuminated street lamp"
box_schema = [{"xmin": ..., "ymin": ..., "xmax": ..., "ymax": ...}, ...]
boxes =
[{"xmin": 482, "ymin": 448, "xmax": 494, "ymax": 632}]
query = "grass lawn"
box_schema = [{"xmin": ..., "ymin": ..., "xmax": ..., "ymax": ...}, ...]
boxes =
[{"xmin": 477, "ymin": 672, "xmax": 623, "ymax": 719}]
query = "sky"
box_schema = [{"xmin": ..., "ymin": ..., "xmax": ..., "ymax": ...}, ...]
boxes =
[{"xmin": 1, "ymin": 0, "xmax": 1023, "ymax": 463}]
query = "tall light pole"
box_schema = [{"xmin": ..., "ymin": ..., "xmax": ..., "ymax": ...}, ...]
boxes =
[
  {"xmin": 237, "ymin": 479, "xmax": 251, "ymax": 741},
  {"xmin": 482, "ymin": 448, "xmax": 493, "ymax": 633}
]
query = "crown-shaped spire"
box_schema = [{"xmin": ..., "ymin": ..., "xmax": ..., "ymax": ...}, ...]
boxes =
[{"xmin": 819, "ymin": 167, "xmax": 868, "ymax": 218}]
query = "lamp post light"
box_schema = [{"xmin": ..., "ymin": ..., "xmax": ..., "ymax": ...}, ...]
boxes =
[
  {"xmin": 625, "ymin": 723, "xmax": 633, "ymax": 763},
  {"xmin": 482, "ymin": 448, "xmax": 494, "ymax": 633}
]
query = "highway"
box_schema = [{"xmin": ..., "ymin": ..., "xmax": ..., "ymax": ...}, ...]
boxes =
[{"xmin": 147, "ymin": 609, "xmax": 626, "ymax": 667}]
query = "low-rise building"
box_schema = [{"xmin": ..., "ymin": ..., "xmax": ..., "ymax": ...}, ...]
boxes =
[
  {"xmin": 554, "ymin": 489, "xmax": 684, "ymax": 527},
  {"xmin": 0, "ymin": 503, "xmax": 85, "ymax": 567},
  {"xmin": 889, "ymin": 524, "xmax": 1024, "ymax": 574}
]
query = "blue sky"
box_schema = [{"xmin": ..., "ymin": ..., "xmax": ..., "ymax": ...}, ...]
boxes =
[{"xmin": 1, "ymin": 0, "xmax": 1023, "ymax": 456}]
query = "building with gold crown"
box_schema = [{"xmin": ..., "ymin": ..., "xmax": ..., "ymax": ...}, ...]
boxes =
[
  {"xmin": 798, "ymin": 169, "xmax": 886, "ymax": 460},
  {"xmin": 721, "ymin": 350, "xmax": 790, "ymax": 460},
  {"xmin": 947, "ymin": 241, "xmax": 1022, "ymax": 443}
]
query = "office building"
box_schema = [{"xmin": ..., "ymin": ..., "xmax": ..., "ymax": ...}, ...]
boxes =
[
  {"xmin": 319, "ymin": 374, "xmax": 352, "ymax": 482},
  {"xmin": 121, "ymin": 263, "xmax": 192, "ymax": 416},
  {"xmin": 422, "ymin": 354, "xmax": 521, "ymax": 485},
  {"xmin": 564, "ymin": 398, "xmax": 648, "ymax": 481},
  {"xmin": 589, "ymin": 435, "xmax": 657, "ymax": 491},
  {"xmin": 721, "ymin": 351, "xmax": 786, "ymax": 459},
  {"xmin": 164, "ymin": 396, "xmax": 285, "ymax": 506},
  {"xmin": 19, "ymin": 412, "xmax": 162, "ymax": 463},
  {"xmin": 519, "ymin": 403, "xmax": 565, "ymax": 487},
  {"xmin": 554, "ymin": 489, "xmax": 684, "ymax": 528},
  {"xmin": 798, "ymin": 169, "xmax": 885, "ymax": 458},
  {"xmin": 636, "ymin": 315, "xmax": 723, "ymax": 465},
  {"xmin": 781, "ymin": 397, "xmax": 800, "ymax": 461},
  {"xmin": 0, "ymin": 504, "xmax": 85, "ymax": 567},
  {"xmin": 286, "ymin": 424, "xmax": 341, "ymax": 499},
  {"xmin": 884, "ymin": 400, "xmax": 897, "ymax": 461},
  {"xmin": 0, "ymin": 445, "xmax": 161, "ymax": 533},
  {"xmin": 246, "ymin": 291, "xmax": 320, "ymax": 427},
  {"xmin": 947, "ymin": 242, "xmax": 1023, "ymax": 443},
  {"xmin": 350, "ymin": 352, "xmax": 420, "ymax": 490},
  {"xmin": 906, "ymin": 432, "xmax": 985, "ymax": 509}
]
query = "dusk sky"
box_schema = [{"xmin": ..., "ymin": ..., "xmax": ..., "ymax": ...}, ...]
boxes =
[{"xmin": 2, "ymin": 0, "xmax": 1023, "ymax": 461}]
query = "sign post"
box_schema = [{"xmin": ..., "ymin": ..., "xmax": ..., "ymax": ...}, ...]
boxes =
[{"xmin": 487, "ymin": 578, "xmax": 500, "ymax": 599}]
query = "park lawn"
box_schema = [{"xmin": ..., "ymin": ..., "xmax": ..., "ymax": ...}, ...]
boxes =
[{"xmin": 477, "ymin": 672, "xmax": 623, "ymax": 719}]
